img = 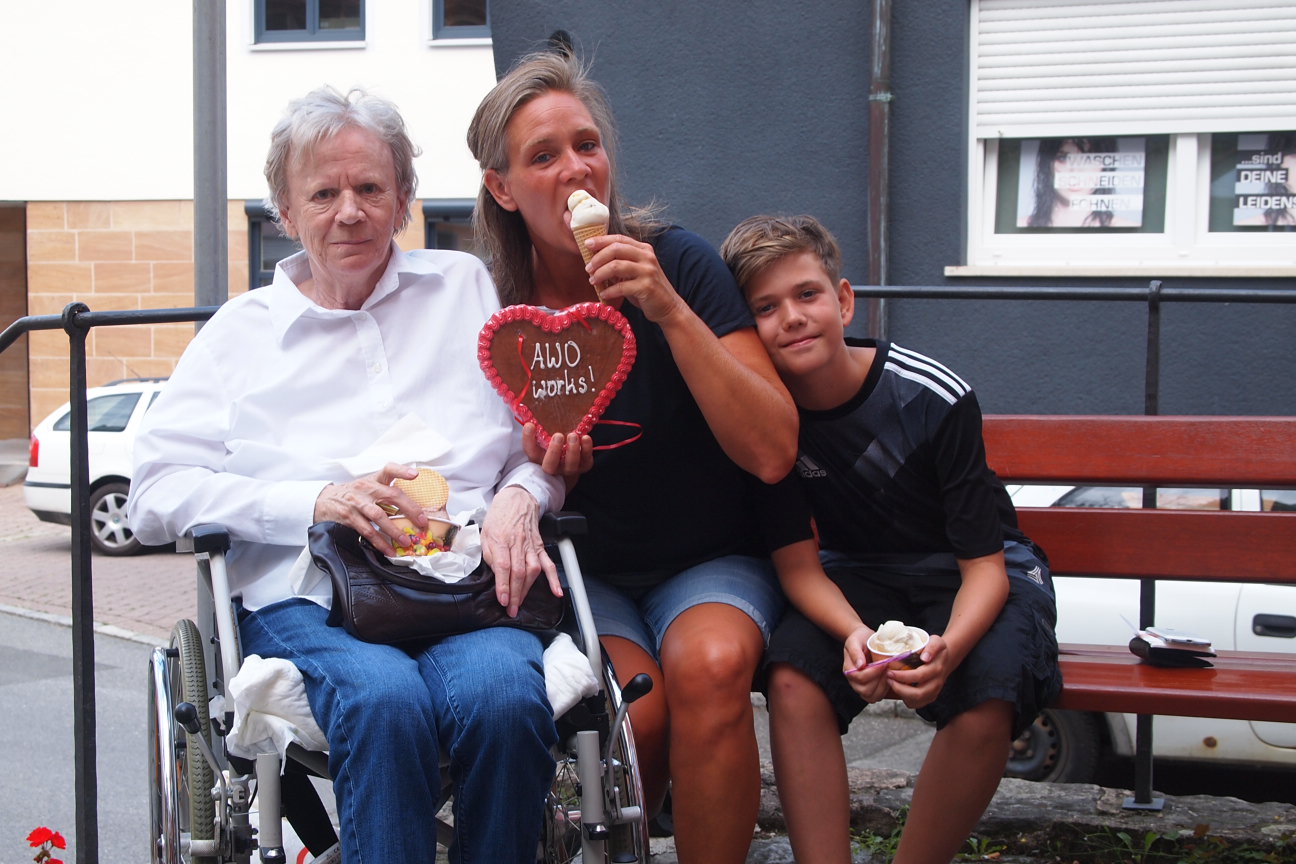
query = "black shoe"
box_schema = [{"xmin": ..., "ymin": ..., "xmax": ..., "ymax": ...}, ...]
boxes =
[{"xmin": 648, "ymin": 789, "xmax": 674, "ymax": 837}]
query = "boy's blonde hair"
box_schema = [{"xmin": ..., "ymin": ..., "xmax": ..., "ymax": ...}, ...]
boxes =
[{"xmin": 721, "ymin": 214, "xmax": 844, "ymax": 293}]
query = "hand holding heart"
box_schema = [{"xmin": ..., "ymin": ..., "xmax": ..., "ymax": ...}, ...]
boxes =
[{"xmin": 478, "ymin": 302, "xmax": 637, "ymax": 450}]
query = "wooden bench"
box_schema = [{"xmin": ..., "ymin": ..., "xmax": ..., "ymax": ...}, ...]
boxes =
[{"xmin": 981, "ymin": 414, "xmax": 1296, "ymax": 805}]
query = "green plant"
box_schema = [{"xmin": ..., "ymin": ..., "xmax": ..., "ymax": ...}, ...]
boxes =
[
  {"xmin": 851, "ymin": 805, "xmax": 908, "ymax": 860},
  {"xmin": 1038, "ymin": 823, "xmax": 1296, "ymax": 864}
]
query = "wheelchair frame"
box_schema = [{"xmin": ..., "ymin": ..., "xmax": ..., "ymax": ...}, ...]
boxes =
[{"xmin": 148, "ymin": 512, "xmax": 650, "ymax": 864}]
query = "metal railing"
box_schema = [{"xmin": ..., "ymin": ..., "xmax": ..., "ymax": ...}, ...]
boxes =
[
  {"xmin": 0, "ymin": 304, "xmax": 216, "ymax": 864},
  {"xmin": 1, "ymin": 282, "xmax": 1293, "ymax": 858}
]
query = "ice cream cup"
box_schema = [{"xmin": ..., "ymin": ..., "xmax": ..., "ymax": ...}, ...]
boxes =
[{"xmin": 866, "ymin": 626, "xmax": 929, "ymax": 669}]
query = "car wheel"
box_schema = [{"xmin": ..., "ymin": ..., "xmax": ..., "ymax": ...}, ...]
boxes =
[
  {"xmin": 1005, "ymin": 708, "xmax": 1101, "ymax": 783},
  {"xmin": 89, "ymin": 482, "xmax": 142, "ymax": 556}
]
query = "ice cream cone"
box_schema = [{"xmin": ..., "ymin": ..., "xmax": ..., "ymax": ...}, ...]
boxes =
[{"xmin": 572, "ymin": 223, "xmax": 606, "ymax": 266}]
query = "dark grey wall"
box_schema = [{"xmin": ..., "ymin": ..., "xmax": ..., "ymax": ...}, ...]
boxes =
[{"xmin": 490, "ymin": 1, "xmax": 1296, "ymax": 416}]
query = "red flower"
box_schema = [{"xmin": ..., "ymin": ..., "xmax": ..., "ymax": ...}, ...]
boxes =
[
  {"xmin": 27, "ymin": 828, "xmax": 53, "ymax": 848},
  {"xmin": 49, "ymin": 833, "xmax": 67, "ymax": 851}
]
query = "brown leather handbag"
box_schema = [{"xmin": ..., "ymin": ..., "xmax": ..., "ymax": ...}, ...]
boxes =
[{"xmin": 308, "ymin": 521, "xmax": 563, "ymax": 644}]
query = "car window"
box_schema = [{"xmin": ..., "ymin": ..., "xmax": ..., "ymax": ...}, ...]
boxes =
[
  {"xmin": 1262, "ymin": 490, "xmax": 1296, "ymax": 512},
  {"xmin": 1052, "ymin": 486, "xmax": 1227, "ymax": 510},
  {"xmin": 52, "ymin": 392, "xmax": 143, "ymax": 433}
]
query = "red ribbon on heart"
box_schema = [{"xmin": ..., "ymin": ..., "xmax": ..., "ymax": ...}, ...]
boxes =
[{"xmin": 478, "ymin": 302, "xmax": 639, "ymax": 449}]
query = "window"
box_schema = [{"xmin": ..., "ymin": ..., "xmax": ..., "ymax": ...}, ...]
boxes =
[
  {"xmin": 422, "ymin": 200, "xmax": 479, "ymax": 254},
  {"xmin": 54, "ymin": 394, "xmax": 142, "ymax": 434},
  {"xmin": 433, "ymin": 0, "xmax": 489, "ymax": 39},
  {"xmin": 247, "ymin": 201, "xmax": 479, "ymax": 290},
  {"xmin": 957, "ymin": 1, "xmax": 1296, "ymax": 277},
  {"xmin": 256, "ymin": 0, "xmax": 363, "ymax": 44},
  {"xmin": 245, "ymin": 203, "xmax": 300, "ymax": 290}
]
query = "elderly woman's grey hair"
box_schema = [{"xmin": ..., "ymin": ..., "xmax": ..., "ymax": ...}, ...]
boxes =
[
  {"xmin": 264, "ymin": 85, "xmax": 421, "ymax": 235},
  {"xmin": 467, "ymin": 50, "xmax": 661, "ymax": 305}
]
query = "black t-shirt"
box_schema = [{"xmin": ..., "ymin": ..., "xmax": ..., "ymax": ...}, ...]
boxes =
[
  {"xmin": 565, "ymin": 227, "xmax": 765, "ymax": 586},
  {"xmin": 758, "ymin": 339, "xmax": 1028, "ymax": 560}
]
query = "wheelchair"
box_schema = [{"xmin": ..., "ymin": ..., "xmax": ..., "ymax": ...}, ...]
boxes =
[{"xmin": 148, "ymin": 512, "xmax": 651, "ymax": 864}]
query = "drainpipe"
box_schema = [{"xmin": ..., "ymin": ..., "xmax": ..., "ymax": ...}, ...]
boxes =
[{"xmin": 866, "ymin": 0, "xmax": 892, "ymax": 339}]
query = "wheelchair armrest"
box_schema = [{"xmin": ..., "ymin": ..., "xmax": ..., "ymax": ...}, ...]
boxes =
[
  {"xmin": 540, "ymin": 511, "xmax": 587, "ymax": 542},
  {"xmin": 187, "ymin": 523, "xmax": 231, "ymax": 555}
]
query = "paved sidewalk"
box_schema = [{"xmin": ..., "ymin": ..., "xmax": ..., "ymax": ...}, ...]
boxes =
[{"xmin": 0, "ymin": 483, "xmax": 192, "ymax": 643}]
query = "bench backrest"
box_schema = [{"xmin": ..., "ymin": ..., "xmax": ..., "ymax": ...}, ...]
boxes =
[{"xmin": 982, "ymin": 415, "xmax": 1296, "ymax": 585}]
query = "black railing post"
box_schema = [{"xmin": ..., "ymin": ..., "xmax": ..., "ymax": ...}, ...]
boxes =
[
  {"xmin": 61, "ymin": 302, "xmax": 101, "ymax": 862},
  {"xmin": 1127, "ymin": 279, "xmax": 1166, "ymax": 811}
]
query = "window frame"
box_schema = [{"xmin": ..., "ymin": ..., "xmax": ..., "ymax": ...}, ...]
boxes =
[
  {"xmin": 245, "ymin": 202, "xmax": 302, "ymax": 291},
  {"xmin": 422, "ymin": 199, "xmax": 479, "ymax": 253},
  {"xmin": 255, "ymin": 0, "xmax": 365, "ymax": 45},
  {"xmin": 956, "ymin": 0, "xmax": 1296, "ymax": 278},
  {"xmin": 432, "ymin": 0, "xmax": 490, "ymax": 40},
  {"xmin": 955, "ymin": 133, "xmax": 1296, "ymax": 278}
]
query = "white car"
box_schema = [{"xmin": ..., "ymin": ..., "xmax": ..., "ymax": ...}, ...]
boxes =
[
  {"xmin": 23, "ymin": 378, "xmax": 168, "ymax": 556},
  {"xmin": 1004, "ymin": 484, "xmax": 1296, "ymax": 783}
]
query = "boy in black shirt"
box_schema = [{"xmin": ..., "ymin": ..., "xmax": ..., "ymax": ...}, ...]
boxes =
[{"xmin": 721, "ymin": 215, "xmax": 1062, "ymax": 864}]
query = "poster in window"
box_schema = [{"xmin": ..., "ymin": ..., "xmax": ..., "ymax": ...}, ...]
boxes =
[
  {"xmin": 1231, "ymin": 133, "xmax": 1296, "ymax": 227},
  {"xmin": 1016, "ymin": 137, "xmax": 1145, "ymax": 228}
]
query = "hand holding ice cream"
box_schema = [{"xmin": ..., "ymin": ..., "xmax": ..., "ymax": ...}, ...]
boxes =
[{"xmin": 865, "ymin": 620, "xmax": 929, "ymax": 669}]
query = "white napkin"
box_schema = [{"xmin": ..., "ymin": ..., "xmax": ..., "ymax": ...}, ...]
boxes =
[
  {"xmin": 544, "ymin": 632, "xmax": 601, "ymax": 716},
  {"xmin": 222, "ymin": 655, "xmax": 329, "ymax": 761},
  {"xmin": 384, "ymin": 508, "xmax": 484, "ymax": 584}
]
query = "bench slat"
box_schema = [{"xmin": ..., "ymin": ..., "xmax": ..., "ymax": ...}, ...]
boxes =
[
  {"xmin": 1017, "ymin": 508, "xmax": 1296, "ymax": 583},
  {"xmin": 984, "ymin": 415, "xmax": 1296, "ymax": 487},
  {"xmin": 1056, "ymin": 645, "xmax": 1296, "ymax": 722}
]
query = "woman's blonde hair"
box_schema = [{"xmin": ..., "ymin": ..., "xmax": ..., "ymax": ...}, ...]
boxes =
[{"xmin": 467, "ymin": 49, "xmax": 661, "ymax": 305}]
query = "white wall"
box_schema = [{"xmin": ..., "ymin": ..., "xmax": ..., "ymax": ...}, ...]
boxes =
[{"xmin": 1, "ymin": 1, "xmax": 496, "ymax": 203}]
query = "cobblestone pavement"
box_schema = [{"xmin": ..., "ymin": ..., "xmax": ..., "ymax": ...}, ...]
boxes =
[{"xmin": 0, "ymin": 483, "xmax": 192, "ymax": 643}]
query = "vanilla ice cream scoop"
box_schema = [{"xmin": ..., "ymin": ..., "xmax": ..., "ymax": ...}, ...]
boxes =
[
  {"xmin": 568, "ymin": 189, "xmax": 610, "ymax": 266},
  {"xmin": 867, "ymin": 620, "xmax": 929, "ymax": 668}
]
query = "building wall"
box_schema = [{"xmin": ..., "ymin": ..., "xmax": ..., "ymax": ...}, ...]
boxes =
[
  {"xmin": 0, "ymin": 205, "xmax": 27, "ymax": 439},
  {"xmin": 490, "ymin": 0, "xmax": 1296, "ymax": 417},
  {"xmin": 1, "ymin": 2, "xmax": 498, "ymax": 432}
]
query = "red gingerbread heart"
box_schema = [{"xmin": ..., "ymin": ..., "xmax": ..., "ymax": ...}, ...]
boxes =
[{"xmin": 478, "ymin": 302, "xmax": 637, "ymax": 447}]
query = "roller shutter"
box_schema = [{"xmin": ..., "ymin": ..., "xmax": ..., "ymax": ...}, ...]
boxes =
[{"xmin": 972, "ymin": 0, "xmax": 1296, "ymax": 138}]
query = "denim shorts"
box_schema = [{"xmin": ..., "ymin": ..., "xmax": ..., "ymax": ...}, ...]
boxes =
[
  {"xmin": 762, "ymin": 540, "xmax": 1062, "ymax": 738},
  {"xmin": 573, "ymin": 554, "xmax": 786, "ymax": 661}
]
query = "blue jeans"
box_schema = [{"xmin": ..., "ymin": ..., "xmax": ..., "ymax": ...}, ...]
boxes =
[{"xmin": 239, "ymin": 598, "xmax": 556, "ymax": 864}]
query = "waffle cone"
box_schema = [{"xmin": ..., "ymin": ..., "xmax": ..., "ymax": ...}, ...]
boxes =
[
  {"xmin": 392, "ymin": 468, "xmax": 450, "ymax": 512},
  {"xmin": 572, "ymin": 223, "xmax": 607, "ymax": 265}
]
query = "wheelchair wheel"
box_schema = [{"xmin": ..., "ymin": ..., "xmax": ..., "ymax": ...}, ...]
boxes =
[
  {"xmin": 542, "ymin": 660, "xmax": 649, "ymax": 864},
  {"xmin": 149, "ymin": 619, "xmax": 217, "ymax": 864}
]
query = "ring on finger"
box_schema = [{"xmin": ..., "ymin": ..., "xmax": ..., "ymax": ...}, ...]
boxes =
[{"xmin": 375, "ymin": 500, "xmax": 399, "ymax": 516}]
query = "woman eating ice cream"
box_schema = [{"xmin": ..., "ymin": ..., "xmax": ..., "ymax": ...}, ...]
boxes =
[{"xmin": 468, "ymin": 47, "xmax": 798, "ymax": 864}]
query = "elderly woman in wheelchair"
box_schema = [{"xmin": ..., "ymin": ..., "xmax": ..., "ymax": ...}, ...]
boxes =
[{"xmin": 130, "ymin": 85, "xmax": 623, "ymax": 864}]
